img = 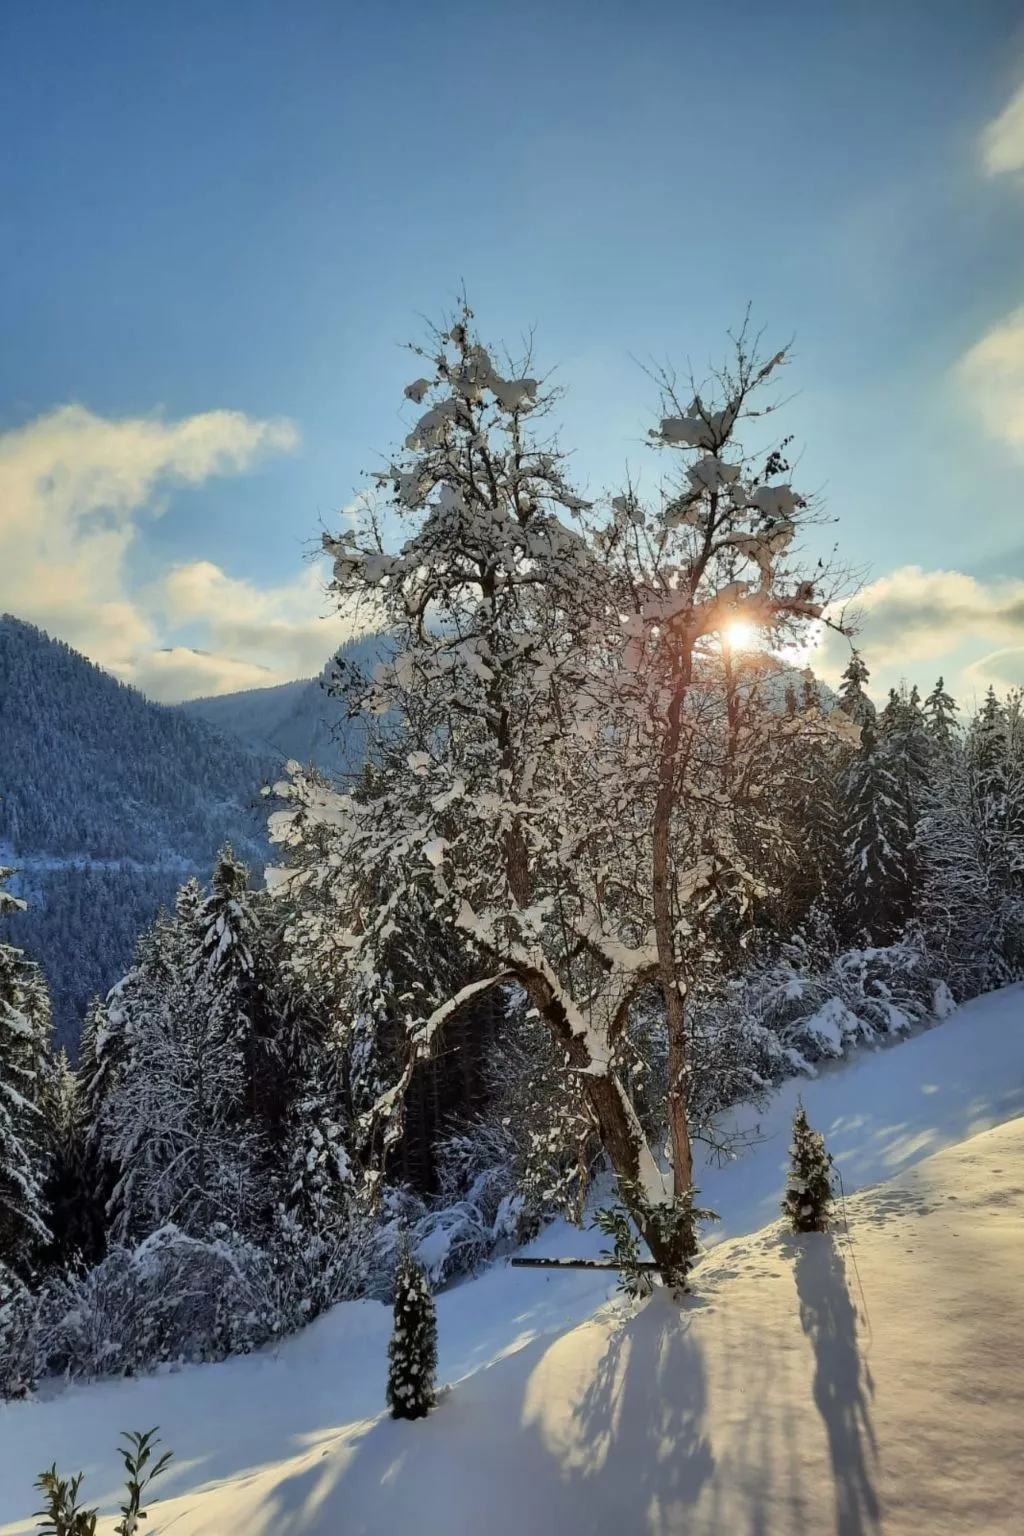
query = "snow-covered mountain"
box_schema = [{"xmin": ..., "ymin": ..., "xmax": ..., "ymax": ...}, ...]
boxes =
[
  {"xmin": 1, "ymin": 985, "xmax": 1021, "ymax": 1533},
  {"xmin": 0, "ymin": 614, "xmax": 276, "ymax": 1049},
  {"xmin": 175, "ymin": 633, "xmax": 387, "ymax": 777}
]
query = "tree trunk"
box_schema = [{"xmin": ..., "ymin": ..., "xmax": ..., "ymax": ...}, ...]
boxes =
[
  {"xmin": 664, "ymin": 990, "xmax": 693, "ymax": 1194},
  {"xmin": 501, "ymin": 684, "xmax": 691, "ymax": 1280},
  {"xmin": 652, "ymin": 651, "xmax": 695, "ymax": 1200},
  {"xmin": 522, "ymin": 974, "xmax": 686, "ymax": 1282}
]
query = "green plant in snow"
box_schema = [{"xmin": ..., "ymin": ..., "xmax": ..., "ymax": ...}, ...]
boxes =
[{"xmin": 34, "ymin": 1428, "xmax": 172, "ymax": 1536}]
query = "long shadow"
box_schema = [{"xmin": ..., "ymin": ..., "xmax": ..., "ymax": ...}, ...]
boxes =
[
  {"xmin": 568, "ymin": 1290, "xmax": 715, "ymax": 1529},
  {"xmin": 788, "ymin": 1234, "xmax": 880, "ymax": 1536},
  {"xmin": 250, "ymin": 1290, "xmax": 714, "ymax": 1536}
]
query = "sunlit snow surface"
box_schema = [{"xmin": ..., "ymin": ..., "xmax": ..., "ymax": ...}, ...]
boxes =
[{"xmin": 1, "ymin": 985, "xmax": 1022, "ymax": 1534}]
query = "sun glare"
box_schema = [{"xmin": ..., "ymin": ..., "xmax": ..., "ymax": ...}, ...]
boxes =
[{"xmin": 724, "ymin": 621, "xmax": 757, "ymax": 651}]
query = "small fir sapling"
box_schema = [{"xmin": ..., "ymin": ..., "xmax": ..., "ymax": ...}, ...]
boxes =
[
  {"xmin": 782, "ymin": 1101, "xmax": 834, "ymax": 1233},
  {"xmin": 386, "ymin": 1244, "xmax": 438, "ymax": 1420}
]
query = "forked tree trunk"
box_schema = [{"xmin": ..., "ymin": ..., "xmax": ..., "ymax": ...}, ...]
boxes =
[
  {"xmin": 503, "ymin": 701, "xmax": 692, "ymax": 1281},
  {"xmin": 521, "ymin": 974, "xmax": 688, "ymax": 1283}
]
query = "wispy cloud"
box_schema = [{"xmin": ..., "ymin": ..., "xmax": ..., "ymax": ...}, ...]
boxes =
[
  {"xmin": 963, "ymin": 645, "xmax": 1024, "ymax": 691},
  {"xmin": 955, "ymin": 307, "xmax": 1024, "ymax": 450},
  {"xmin": 981, "ymin": 77, "xmax": 1024, "ymax": 178},
  {"xmin": 0, "ymin": 403, "xmax": 361, "ymax": 701}
]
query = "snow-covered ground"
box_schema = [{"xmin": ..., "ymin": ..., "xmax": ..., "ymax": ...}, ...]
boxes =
[{"xmin": 2, "ymin": 985, "xmax": 1023, "ymax": 1534}]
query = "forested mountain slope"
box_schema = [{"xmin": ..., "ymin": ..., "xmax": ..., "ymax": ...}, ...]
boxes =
[
  {"xmin": 0, "ymin": 614, "xmax": 274, "ymax": 1048},
  {"xmin": 176, "ymin": 632, "xmax": 386, "ymax": 777}
]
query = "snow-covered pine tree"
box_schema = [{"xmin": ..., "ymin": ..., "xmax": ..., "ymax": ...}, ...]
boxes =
[
  {"xmin": 840, "ymin": 715, "xmax": 913, "ymax": 944},
  {"xmin": 0, "ymin": 868, "xmax": 52, "ymax": 1280},
  {"xmin": 837, "ymin": 651, "xmax": 876, "ymax": 728},
  {"xmin": 920, "ymin": 686, "xmax": 1024, "ymax": 989},
  {"xmin": 194, "ymin": 846, "xmax": 256, "ymax": 995},
  {"xmin": 386, "ymin": 1242, "xmax": 438, "ymax": 1420},
  {"xmin": 782, "ymin": 1101, "xmax": 833, "ymax": 1233},
  {"xmin": 76, "ymin": 993, "xmax": 125, "ymax": 1253},
  {"xmin": 41, "ymin": 1047, "xmax": 102, "ymax": 1267},
  {"xmin": 923, "ymin": 677, "xmax": 958, "ymax": 754},
  {"xmin": 99, "ymin": 882, "xmax": 263, "ymax": 1243},
  {"xmin": 192, "ymin": 846, "xmax": 261, "ymax": 1123},
  {"xmin": 878, "ymin": 683, "xmax": 931, "ymax": 911},
  {"xmin": 0, "ymin": 1258, "xmax": 34, "ymax": 1398},
  {"xmin": 773, "ymin": 675, "xmax": 848, "ymax": 929},
  {"xmin": 268, "ymin": 304, "xmax": 846, "ymax": 1283},
  {"xmin": 278, "ymin": 1048, "xmax": 353, "ymax": 1237}
]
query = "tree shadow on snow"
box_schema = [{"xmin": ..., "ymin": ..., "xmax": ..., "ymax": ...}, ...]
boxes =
[
  {"xmin": 250, "ymin": 1290, "xmax": 714, "ymax": 1536},
  {"xmin": 786, "ymin": 1233, "xmax": 881, "ymax": 1536}
]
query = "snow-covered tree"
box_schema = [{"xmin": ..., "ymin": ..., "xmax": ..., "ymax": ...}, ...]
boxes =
[
  {"xmin": 41, "ymin": 1047, "xmax": 102, "ymax": 1268},
  {"xmin": 386, "ymin": 1243, "xmax": 438, "ymax": 1420},
  {"xmin": 0, "ymin": 868, "xmax": 52, "ymax": 1280},
  {"xmin": 841, "ymin": 717, "xmax": 913, "ymax": 944},
  {"xmin": 268, "ymin": 306, "xmax": 847, "ymax": 1280},
  {"xmin": 195, "ymin": 847, "xmax": 255, "ymax": 977},
  {"xmin": 877, "ymin": 683, "xmax": 931, "ymax": 915},
  {"xmin": 278, "ymin": 1048, "xmax": 353, "ymax": 1235},
  {"xmin": 920, "ymin": 687, "xmax": 1024, "ymax": 989},
  {"xmin": 770, "ymin": 675, "xmax": 848, "ymax": 931},
  {"xmin": 837, "ymin": 651, "xmax": 875, "ymax": 728},
  {"xmin": 0, "ymin": 1260, "xmax": 33, "ymax": 1398},
  {"xmin": 782, "ymin": 1101, "xmax": 833, "ymax": 1233},
  {"xmin": 922, "ymin": 677, "xmax": 958, "ymax": 753},
  {"xmin": 97, "ymin": 886, "xmax": 263, "ymax": 1242}
]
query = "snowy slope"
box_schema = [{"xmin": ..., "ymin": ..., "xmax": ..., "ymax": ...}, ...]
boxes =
[{"xmin": 1, "ymin": 985, "xmax": 1022, "ymax": 1533}]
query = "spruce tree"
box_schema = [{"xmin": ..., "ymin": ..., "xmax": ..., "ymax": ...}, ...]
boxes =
[
  {"xmin": 920, "ymin": 687, "xmax": 1024, "ymax": 990},
  {"xmin": 386, "ymin": 1243, "xmax": 438, "ymax": 1420},
  {"xmin": 782, "ymin": 1101, "xmax": 834, "ymax": 1233},
  {"xmin": 0, "ymin": 869, "xmax": 52, "ymax": 1279},
  {"xmin": 193, "ymin": 847, "xmax": 256, "ymax": 991},
  {"xmin": 785, "ymin": 686, "xmax": 846, "ymax": 926},
  {"xmin": 837, "ymin": 651, "xmax": 876, "ymax": 728},
  {"xmin": 193, "ymin": 847, "xmax": 261, "ymax": 1121},
  {"xmin": 840, "ymin": 718, "xmax": 913, "ymax": 943},
  {"xmin": 878, "ymin": 683, "xmax": 931, "ymax": 911},
  {"xmin": 974, "ymin": 687, "xmax": 1009, "ymax": 799},
  {"xmin": 923, "ymin": 677, "xmax": 958, "ymax": 754},
  {"xmin": 42, "ymin": 1049, "xmax": 104, "ymax": 1268},
  {"xmin": 100, "ymin": 886, "xmax": 262, "ymax": 1243}
]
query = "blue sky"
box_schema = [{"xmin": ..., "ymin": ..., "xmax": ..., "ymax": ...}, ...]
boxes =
[{"xmin": 2, "ymin": 0, "xmax": 1024, "ymax": 704}]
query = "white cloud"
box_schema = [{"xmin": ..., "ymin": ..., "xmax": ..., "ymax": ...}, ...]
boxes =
[
  {"xmin": 806, "ymin": 565, "xmax": 1024, "ymax": 702},
  {"xmin": 956, "ymin": 307, "xmax": 1024, "ymax": 450},
  {"xmin": 843, "ymin": 566, "xmax": 1024, "ymax": 662},
  {"xmin": 139, "ymin": 560, "xmax": 352, "ymax": 702},
  {"xmin": 981, "ymin": 78, "xmax": 1024, "ymax": 178},
  {"xmin": 129, "ymin": 647, "xmax": 284, "ymax": 704},
  {"xmin": 0, "ymin": 403, "xmax": 362, "ymax": 701}
]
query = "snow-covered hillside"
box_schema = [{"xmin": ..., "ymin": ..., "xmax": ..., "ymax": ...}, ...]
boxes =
[{"xmin": 2, "ymin": 985, "xmax": 1022, "ymax": 1534}]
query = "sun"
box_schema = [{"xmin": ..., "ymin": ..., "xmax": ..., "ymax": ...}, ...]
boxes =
[{"xmin": 723, "ymin": 620, "xmax": 757, "ymax": 651}]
